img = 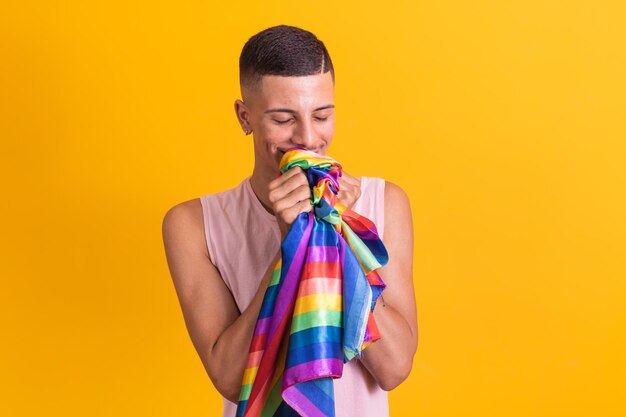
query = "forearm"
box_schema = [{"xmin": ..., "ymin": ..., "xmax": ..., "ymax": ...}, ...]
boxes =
[
  {"xmin": 207, "ymin": 249, "xmax": 281, "ymax": 402},
  {"xmin": 358, "ymin": 295, "xmax": 418, "ymax": 391}
]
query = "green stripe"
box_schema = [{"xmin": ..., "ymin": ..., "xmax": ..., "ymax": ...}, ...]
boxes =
[
  {"xmin": 239, "ymin": 383, "xmax": 252, "ymax": 401},
  {"xmin": 269, "ymin": 265, "xmax": 281, "ymax": 286},
  {"xmin": 321, "ymin": 210, "xmax": 341, "ymax": 225},
  {"xmin": 281, "ymin": 160, "xmax": 332, "ymax": 173},
  {"xmin": 291, "ymin": 310, "xmax": 342, "ymax": 333}
]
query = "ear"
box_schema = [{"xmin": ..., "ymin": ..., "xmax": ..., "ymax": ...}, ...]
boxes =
[{"xmin": 234, "ymin": 99, "xmax": 251, "ymax": 133}]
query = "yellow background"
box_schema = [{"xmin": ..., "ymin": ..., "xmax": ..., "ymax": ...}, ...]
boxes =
[{"xmin": 1, "ymin": 1, "xmax": 625, "ymax": 416}]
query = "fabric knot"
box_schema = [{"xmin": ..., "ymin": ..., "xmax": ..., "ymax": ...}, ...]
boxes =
[{"xmin": 279, "ymin": 147, "xmax": 344, "ymax": 225}]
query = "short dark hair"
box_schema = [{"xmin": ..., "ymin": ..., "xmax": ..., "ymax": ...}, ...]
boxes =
[{"xmin": 239, "ymin": 25, "xmax": 335, "ymax": 95}]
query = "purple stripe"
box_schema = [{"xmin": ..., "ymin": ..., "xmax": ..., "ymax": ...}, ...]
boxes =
[
  {"xmin": 283, "ymin": 385, "xmax": 327, "ymax": 417},
  {"xmin": 305, "ymin": 245, "xmax": 340, "ymax": 263},
  {"xmin": 253, "ymin": 317, "xmax": 271, "ymax": 336},
  {"xmin": 282, "ymin": 358, "xmax": 344, "ymax": 388},
  {"xmin": 363, "ymin": 325, "xmax": 372, "ymax": 342},
  {"xmin": 267, "ymin": 213, "xmax": 314, "ymax": 341}
]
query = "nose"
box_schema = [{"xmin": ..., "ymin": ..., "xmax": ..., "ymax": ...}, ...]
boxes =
[{"xmin": 291, "ymin": 118, "xmax": 317, "ymax": 150}]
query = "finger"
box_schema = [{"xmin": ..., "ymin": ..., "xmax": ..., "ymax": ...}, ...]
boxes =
[
  {"xmin": 269, "ymin": 168, "xmax": 308, "ymax": 202},
  {"xmin": 274, "ymin": 183, "xmax": 312, "ymax": 213},
  {"xmin": 283, "ymin": 198, "xmax": 313, "ymax": 224},
  {"xmin": 269, "ymin": 166, "xmax": 303, "ymax": 191}
]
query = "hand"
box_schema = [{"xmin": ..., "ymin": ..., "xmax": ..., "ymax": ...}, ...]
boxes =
[
  {"xmin": 337, "ymin": 171, "xmax": 362, "ymax": 210},
  {"xmin": 268, "ymin": 166, "xmax": 313, "ymax": 240}
]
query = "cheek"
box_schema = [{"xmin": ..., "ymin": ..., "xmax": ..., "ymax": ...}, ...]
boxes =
[
  {"xmin": 320, "ymin": 121, "xmax": 335, "ymax": 139},
  {"xmin": 254, "ymin": 135, "xmax": 280, "ymax": 156},
  {"xmin": 263, "ymin": 125, "xmax": 293, "ymax": 144}
]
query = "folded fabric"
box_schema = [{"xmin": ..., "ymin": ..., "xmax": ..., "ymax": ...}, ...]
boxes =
[{"xmin": 236, "ymin": 147, "xmax": 388, "ymax": 417}]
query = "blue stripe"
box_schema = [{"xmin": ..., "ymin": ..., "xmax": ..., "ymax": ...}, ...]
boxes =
[
  {"xmin": 235, "ymin": 399, "xmax": 246, "ymax": 417},
  {"xmin": 288, "ymin": 326, "xmax": 342, "ymax": 350},
  {"xmin": 259, "ymin": 284, "xmax": 279, "ymax": 319},
  {"xmin": 279, "ymin": 211, "xmax": 310, "ymax": 275},
  {"xmin": 309, "ymin": 220, "xmax": 339, "ymax": 247},
  {"xmin": 312, "ymin": 377, "xmax": 335, "ymax": 400},
  {"xmin": 296, "ymin": 379, "xmax": 335, "ymax": 417},
  {"xmin": 285, "ymin": 341, "xmax": 343, "ymax": 368},
  {"xmin": 340, "ymin": 235, "xmax": 372, "ymax": 360}
]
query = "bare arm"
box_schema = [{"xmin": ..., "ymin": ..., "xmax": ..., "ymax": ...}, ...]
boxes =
[
  {"xmin": 357, "ymin": 180, "xmax": 418, "ymax": 391},
  {"xmin": 161, "ymin": 167, "xmax": 313, "ymax": 403},
  {"xmin": 162, "ymin": 199, "xmax": 280, "ymax": 402}
]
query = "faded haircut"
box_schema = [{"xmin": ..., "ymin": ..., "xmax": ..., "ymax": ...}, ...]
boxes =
[{"xmin": 239, "ymin": 24, "xmax": 335, "ymax": 98}]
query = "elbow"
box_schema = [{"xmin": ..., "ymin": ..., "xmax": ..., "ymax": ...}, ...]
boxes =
[
  {"xmin": 217, "ymin": 384, "xmax": 241, "ymax": 405},
  {"xmin": 377, "ymin": 356, "xmax": 414, "ymax": 391},
  {"xmin": 204, "ymin": 353, "xmax": 243, "ymax": 404},
  {"xmin": 379, "ymin": 333, "xmax": 418, "ymax": 391},
  {"xmin": 207, "ymin": 368, "xmax": 242, "ymax": 404}
]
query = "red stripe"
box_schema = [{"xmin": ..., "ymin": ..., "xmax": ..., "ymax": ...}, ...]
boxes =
[
  {"xmin": 367, "ymin": 311, "xmax": 381, "ymax": 342},
  {"xmin": 301, "ymin": 261, "xmax": 342, "ymax": 280},
  {"xmin": 366, "ymin": 270, "xmax": 384, "ymax": 286},
  {"xmin": 249, "ymin": 334, "xmax": 267, "ymax": 352}
]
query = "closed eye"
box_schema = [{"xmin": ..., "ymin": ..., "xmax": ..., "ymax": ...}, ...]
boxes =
[{"xmin": 273, "ymin": 118, "xmax": 293, "ymax": 125}]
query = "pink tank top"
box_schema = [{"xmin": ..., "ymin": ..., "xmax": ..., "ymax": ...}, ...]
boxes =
[{"xmin": 200, "ymin": 175, "xmax": 389, "ymax": 417}]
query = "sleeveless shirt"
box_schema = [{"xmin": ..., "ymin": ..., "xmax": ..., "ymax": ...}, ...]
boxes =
[{"xmin": 199, "ymin": 175, "xmax": 389, "ymax": 417}]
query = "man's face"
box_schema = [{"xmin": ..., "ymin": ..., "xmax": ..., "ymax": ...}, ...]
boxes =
[{"xmin": 237, "ymin": 71, "xmax": 335, "ymax": 173}]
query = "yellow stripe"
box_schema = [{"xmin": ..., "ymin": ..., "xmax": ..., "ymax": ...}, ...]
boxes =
[
  {"xmin": 293, "ymin": 293, "xmax": 342, "ymax": 316},
  {"xmin": 242, "ymin": 366, "xmax": 258, "ymax": 385},
  {"xmin": 281, "ymin": 150, "xmax": 335, "ymax": 166}
]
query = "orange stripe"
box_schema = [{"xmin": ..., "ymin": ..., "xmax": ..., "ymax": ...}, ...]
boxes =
[{"xmin": 245, "ymin": 349, "xmax": 264, "ymax": 369}]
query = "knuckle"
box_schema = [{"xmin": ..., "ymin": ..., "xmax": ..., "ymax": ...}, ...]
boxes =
[
  {"xmin": 274, "ymin": 200, "xmax": 287, "ymax": 214},
  {"xmin": 290, "ymin": 166, "xmax": 302, "ymax": 175}
]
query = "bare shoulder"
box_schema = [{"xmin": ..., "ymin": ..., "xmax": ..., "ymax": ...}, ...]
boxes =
[
  {"xmin": 162, "ymin": 197, "xmax": 203, "ymax": 229},
  {"xmin": 162, "ymin": 197, "xmax": 208, "ymax": 258},
  {"xmin": 383, "ymin": 180, "xmax": 412, "ymax": 218}
]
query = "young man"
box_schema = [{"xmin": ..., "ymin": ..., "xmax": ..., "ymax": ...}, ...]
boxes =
[{"xmin": 162, "ymin": 25, "xmax": 417, "ymax": 417}]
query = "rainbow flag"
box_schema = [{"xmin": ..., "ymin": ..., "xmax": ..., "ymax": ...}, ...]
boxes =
[{"xmin": 236, "ymin": 147, "xmax": 388, "ymax": 417}]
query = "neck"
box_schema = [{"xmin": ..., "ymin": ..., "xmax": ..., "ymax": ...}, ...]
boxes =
[{"xmin": 249, "ymin": 164, "xmax": 277, "ymax": 216}]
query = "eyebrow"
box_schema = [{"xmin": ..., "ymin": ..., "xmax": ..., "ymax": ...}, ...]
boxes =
[{"xmin": 264, "ymin": 104, "xmax": 335, "ymax": 114}]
